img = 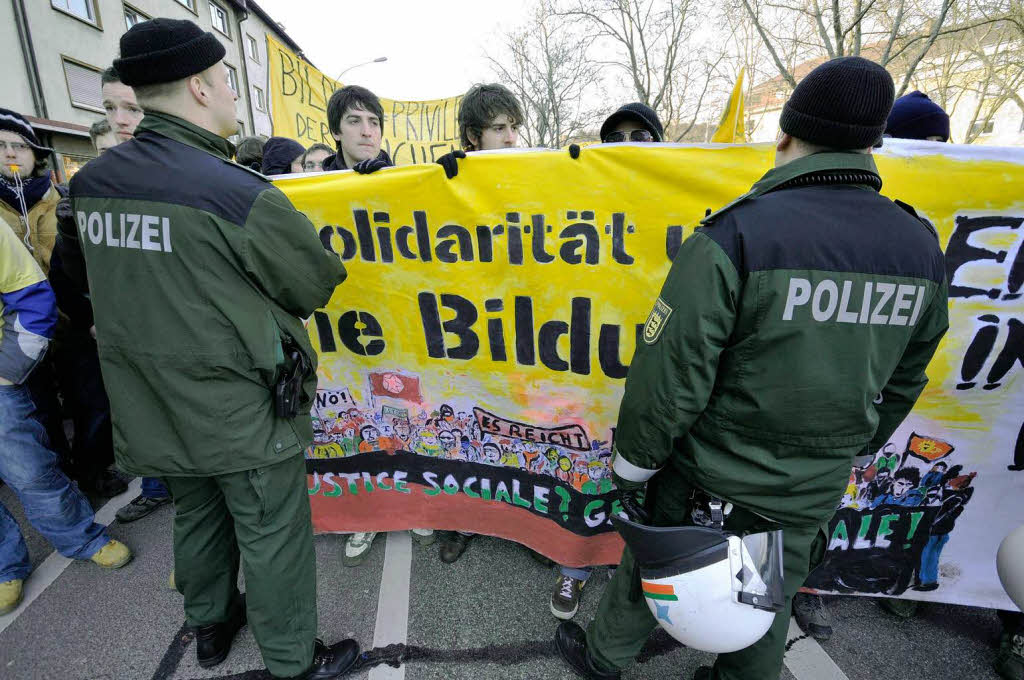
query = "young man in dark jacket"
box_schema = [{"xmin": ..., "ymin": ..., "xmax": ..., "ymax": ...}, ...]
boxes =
[
  {"xmin": 322, "ymin": 85, "xmax": 394, "ymax": 173},
  {"xmin": 59, "ymin": 18, "xmax": 354, "ymax": 679},
  {"xmin": 556, "ymin": 56, "xmax": 949, "ymax": 680}
]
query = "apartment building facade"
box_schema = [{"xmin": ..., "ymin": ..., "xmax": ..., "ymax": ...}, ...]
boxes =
[{"xmin": 3, "ymin": 0, "xmax": 305, "ymax": 179}]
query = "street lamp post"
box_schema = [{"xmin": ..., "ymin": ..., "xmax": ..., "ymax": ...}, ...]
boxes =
[{"xmin": 335, "ymin": 57, "xmax": 388, "ymax": 83}]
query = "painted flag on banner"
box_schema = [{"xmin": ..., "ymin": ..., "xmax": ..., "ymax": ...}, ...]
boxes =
[
  {"xmin": 906, "ymin": 433, "xmax": 955, "ymax": 463},
  {"xmin": 369, "ymin": 371, "xmax": 423, "ymax": 403},
  {"xmin": 711, "ymin": 68, "xmax": 747, "ymax": 144}
]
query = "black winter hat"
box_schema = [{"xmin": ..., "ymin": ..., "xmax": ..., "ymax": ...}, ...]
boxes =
[
  {"xmin": 886, "ymin": 91, "xmax": 950, "ymax": 142},
  {"xmin": 600, "ymin": 103, "xmax": 664, "ymax": 142},
  {"xmin": 261, "ymin": 137, "xmax": 306, "ymax": 176},
  {"xmin": 114, "ymin": 18, "xmax": 226, "ymax": 87},
  {"xmin": 0, "ymin": 107, "xmax": 52, "ymax": 156},
  {"xmin": 780, "ymin": 56, "xmax": 894, "ymax": 150}
]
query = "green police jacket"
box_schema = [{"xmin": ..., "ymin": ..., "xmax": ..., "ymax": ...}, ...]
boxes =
[
  {"xmin": 61, "ymin": 112, "xmax": 346, "ymax": 477},
  {"xmin": 611, "ymin": 152, "xmax": 949, "ymax": 526}
]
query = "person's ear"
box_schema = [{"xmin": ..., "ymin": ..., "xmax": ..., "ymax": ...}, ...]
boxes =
[
  {"xmin": 187, "ymin": 74, "xmax": 207, "ymax": 107},
  {"xmin": 776, "ymin": 131, "xmax": 793, "ymax": 153}
]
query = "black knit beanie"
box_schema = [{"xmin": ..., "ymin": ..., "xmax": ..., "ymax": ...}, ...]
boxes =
[
  {"xmin": 114, "ymin": 18, "xmax": 226, "ymax": 87},
  {"xmin": 780, "ymin": 56, "xmax": 894, "ymax": 150},
  {"xmin": 0, "ymin": 107, "xmax": 52, "ymax": 155},
  {"xmin": 600, "ymin": 103, "xmax": 665, "ymax": 142}
]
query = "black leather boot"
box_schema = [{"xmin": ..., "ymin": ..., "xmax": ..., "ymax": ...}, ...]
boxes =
[
  {"xmin": 279, "ymin": 638, "xmax": 360, "ymax": 679},
  {"xmin": 555, "ymin": 621, "xmax": 622, "ymax": 680},
  {"xmin": 196, "ymin": 595, "xmax": 247, "ymax": 668}
]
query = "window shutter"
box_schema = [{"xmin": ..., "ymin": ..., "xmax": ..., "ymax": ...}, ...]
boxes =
[{"xmin": 64, "ymin": 61, "xmax": 103, "ymax": 110}]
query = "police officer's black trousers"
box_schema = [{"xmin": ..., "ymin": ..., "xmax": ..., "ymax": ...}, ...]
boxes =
[
  {"xmin": 163, "ymin": 453, "xmax": 317, "ymax": 678},
  {"xmin": 585, "ymin": 469, "xmax": 826, "ymax": 680}
]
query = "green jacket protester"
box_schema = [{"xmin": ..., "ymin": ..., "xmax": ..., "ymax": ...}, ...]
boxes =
[
  {"xmin": 610, "ymin": 151, "xmax": 949, "ymax": 527},
  {"xmin": 59, "ymin": 111, "xmax": 346, "ymax": 478}
]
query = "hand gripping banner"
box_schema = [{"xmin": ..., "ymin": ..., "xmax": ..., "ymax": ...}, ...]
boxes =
[{"xmin": 275, "ymin": 141, "xmax": 1024, "ymax": 611}]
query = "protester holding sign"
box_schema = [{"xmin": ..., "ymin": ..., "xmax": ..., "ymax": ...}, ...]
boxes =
[
  {"xmin": 322, "ymin": 85, "xmax": 395, "ymax": 175},
  {"xmin": 58, "ymin": 18, "xmax": 354, "ymax": 679},
  {"xmin": 555, "ymin": 56, "xmax": 950, "ymax": 680}
]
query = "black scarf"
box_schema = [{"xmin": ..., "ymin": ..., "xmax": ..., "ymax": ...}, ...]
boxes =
[{"xmin": 0, "ymin": 174, "xmax": 51, "ymax": 214}]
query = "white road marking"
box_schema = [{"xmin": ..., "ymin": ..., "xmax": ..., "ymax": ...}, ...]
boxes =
[
  {"xmin": 368, "ymin": 531, "xmax": 413, "ymax": 680},
  {"xmin": 0, "ymin": 477, "xmax": 141, "ymax": 635},
  {"xmin": 783, "ymin": 618, "xmax": 850, "ymax": 680}
]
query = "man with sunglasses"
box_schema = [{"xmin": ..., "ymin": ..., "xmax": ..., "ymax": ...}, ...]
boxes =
[
  {"xmin": 599, "ymin": 103, "xmax": 664, "ymax": 144},
  {"xmin": 546, "ymin": 102, "xmax": 667, "ymax": 623}
]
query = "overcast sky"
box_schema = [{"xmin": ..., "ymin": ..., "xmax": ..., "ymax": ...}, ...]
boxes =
[{"xmin": 255, "ymin": 0, "xmax": 529, "ymax": 100}]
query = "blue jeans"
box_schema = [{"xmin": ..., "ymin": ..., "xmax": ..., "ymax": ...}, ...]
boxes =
[
  {"xmin": 919, "ymin": 533, "xmax": 950, "ymax": 585},
  {"xmin": 0, "ymin": 381, "xmax": 109, "ymax": 582},
  {"xmin": 560, "ymin": 565, "xmax": 593, "ymax": 581},
  {"xmin": 142, "ymin": 477, "xmax": 169, "ymax": 498}
]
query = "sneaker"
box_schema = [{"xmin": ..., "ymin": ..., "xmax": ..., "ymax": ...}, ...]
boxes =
[
  {"xmin": 411, "ymin": 528, "xmax": 436, "ymax": 546},
  {"xmin": 0, "ymin": 579, "xmax": 24, "ymax": 615},
  {"xmin": 197, "ymin": 595, "xmax": 247, "ymax": 668},
  {"xmin": 792, "ymin": 593, "xmax": 833, "ymax": 640},
  {"xmin": 89, "ymin": 539, "xmax": 133, "ymax": 569},
  {"xmin": 343, "ymin": 532, "xmax": 377, "ymax": 567},
  {"xmin": 115, "ymin": 494, "xmax": 171, "ymax": 523},
  {"xmin": 439, "ymin": 532, "xmax": 474, "ymax": 563},
  {"xmin": 878, "ymin": 597, "xmax": 919, "ymax": 618},
  {"xmin": 554, "ymin": 621, "xmax": 621, "ymax": 680},
  {"xmin": 995, "ymin": 629, "xmax": 1024, "ymax": 680},
  {"xmin": 277, "ymin": 638, "xmax": 360, "ymax": 679},
  {"xmin": 551, "ymin": 574, "xmax": 585, "ymax": 620}
]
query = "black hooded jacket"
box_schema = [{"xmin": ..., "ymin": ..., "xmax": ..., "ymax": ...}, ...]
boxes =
[{"xmin": 322, "ymin": 148, "xmax": 393, "ymax": 171}]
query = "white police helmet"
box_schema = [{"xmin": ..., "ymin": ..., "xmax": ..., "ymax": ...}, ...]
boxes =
[
  {"xmin": 997, "ymin": 524, "xmax": 1024, "ymax": 611},
  {"xmin": 612, "ymin": 516, "xmax": 785, "ymax": 654}
]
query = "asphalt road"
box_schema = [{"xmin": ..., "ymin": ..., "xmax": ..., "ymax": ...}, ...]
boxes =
[{"xmin": 0, "ymin": 481, "xmax": 1009, "ymax": 680}]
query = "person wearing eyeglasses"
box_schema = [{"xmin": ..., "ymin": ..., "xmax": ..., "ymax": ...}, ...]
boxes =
[{"xmin": 599, "ymin": 103, "xmax": 664, "ymax": 145}]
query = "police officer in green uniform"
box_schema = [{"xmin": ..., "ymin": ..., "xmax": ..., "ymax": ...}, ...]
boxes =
[
  {"xmin": 555, "ymin": 57, "xmax": 949, "ymax": 680},
  {"xmin": 58, "ymin": 19, "xmax": 356, "ymax": 680}
]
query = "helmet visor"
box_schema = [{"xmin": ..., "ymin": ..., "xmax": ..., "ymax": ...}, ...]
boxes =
[{"xmin": 734, "ymin": 530, "xmax": 785, "ymax": 612}]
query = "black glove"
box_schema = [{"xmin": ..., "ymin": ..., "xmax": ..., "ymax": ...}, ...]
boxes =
[
  {"xmin": 568, "ymin": 143, "xmax": 581, "ymax": 159},
  {"xmin": 436, "ymin": 150, "xmax": 466, "ymax": 179},
  {"xmin": 618, "ymin": 487, "xmax": 650, "ymax": 524},
  {"xmin": 353, "ymin": 157, "xmax": 390, "ymax": 174},
  {"xmin": 55, "ymin": 195, "xmax": 74, "ymax": 230}
]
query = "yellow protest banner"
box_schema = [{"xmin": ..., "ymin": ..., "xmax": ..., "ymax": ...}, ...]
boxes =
[
  {"xmin": 276, "ymin": 142, "xmax": 1023, "ymax": 608},
  {"xmin": 266, "ymin": 35, "xmax": 462, "ymax": 165}
]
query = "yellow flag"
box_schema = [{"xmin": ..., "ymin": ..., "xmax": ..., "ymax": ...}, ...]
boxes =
[{"xmin": 711, "ymin": 68, "xmax": 747, "ymax": 143}]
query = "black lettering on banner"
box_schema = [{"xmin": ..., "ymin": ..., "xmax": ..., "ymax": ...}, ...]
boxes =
[
  {"xmin": 279, "ymin": 50, "xmax": 297, "ymax": 96},
  {"xmin": 418, "ymin": 293, "xmax": 479, "ymax": 360},
  {"xmin": 957, "ymin": 315, "xmax": 1024, "ymax": 390},
  {"xmin": 665, "ymin": 225, "xmax": 684, "ymax": 261},
  {"xmin": 338, "ymin": 311, "xmax": 385, "ymax": 356},
  {"xmin": 945, "ymin": 215, "xmax": 1023, "ymax": 299},
  {"xmin": 313, "ymin": 311, "xmax": 337, "ymax": 353}
]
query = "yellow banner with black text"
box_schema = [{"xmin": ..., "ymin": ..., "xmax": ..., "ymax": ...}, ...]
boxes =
[
  {"xmin": 275, "ymin": 142, "xmax": 1023, "ymax": 610},
  {"xmin": 266, "ymin": 34, "xmax": 462, "ymax": 165}
]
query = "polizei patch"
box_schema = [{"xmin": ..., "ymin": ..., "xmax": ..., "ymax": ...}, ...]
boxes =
[{"xmin": 643, "ymin": 297, "xmax": 673, "ymax": 345}]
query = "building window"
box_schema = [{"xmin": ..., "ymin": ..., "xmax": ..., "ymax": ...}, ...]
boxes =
[
  {"xmin": 970, "ymin": 120, "xmax": 995, "ymax": 137},
  {"xmin": 175, "ymin": 0, "xmax": 196, "ymax": 11},
  {"xmin": 246, "ymin": 34, "xmax": 260, "ymax": 63},
  {"xmin": 253, "ymin": 85, "xmax": 266, "ymax": 111},
  {"xmin": 52, "ymin": 0, "xmax": 98, "ymax": 25},
  {"xmin": 210, "ymin": 2, "xmax": 229, "ymax": 37},
  {"xmin": 124, "ymin": 4, "xmax": 148, "ymax": 29},
  {"xmin": 62, "ymin": 58, "xmax": 103, "ymax": 112},
  {"xmin": 226, "ymin": 64, "xmax": 239, "ymax": 94}
]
